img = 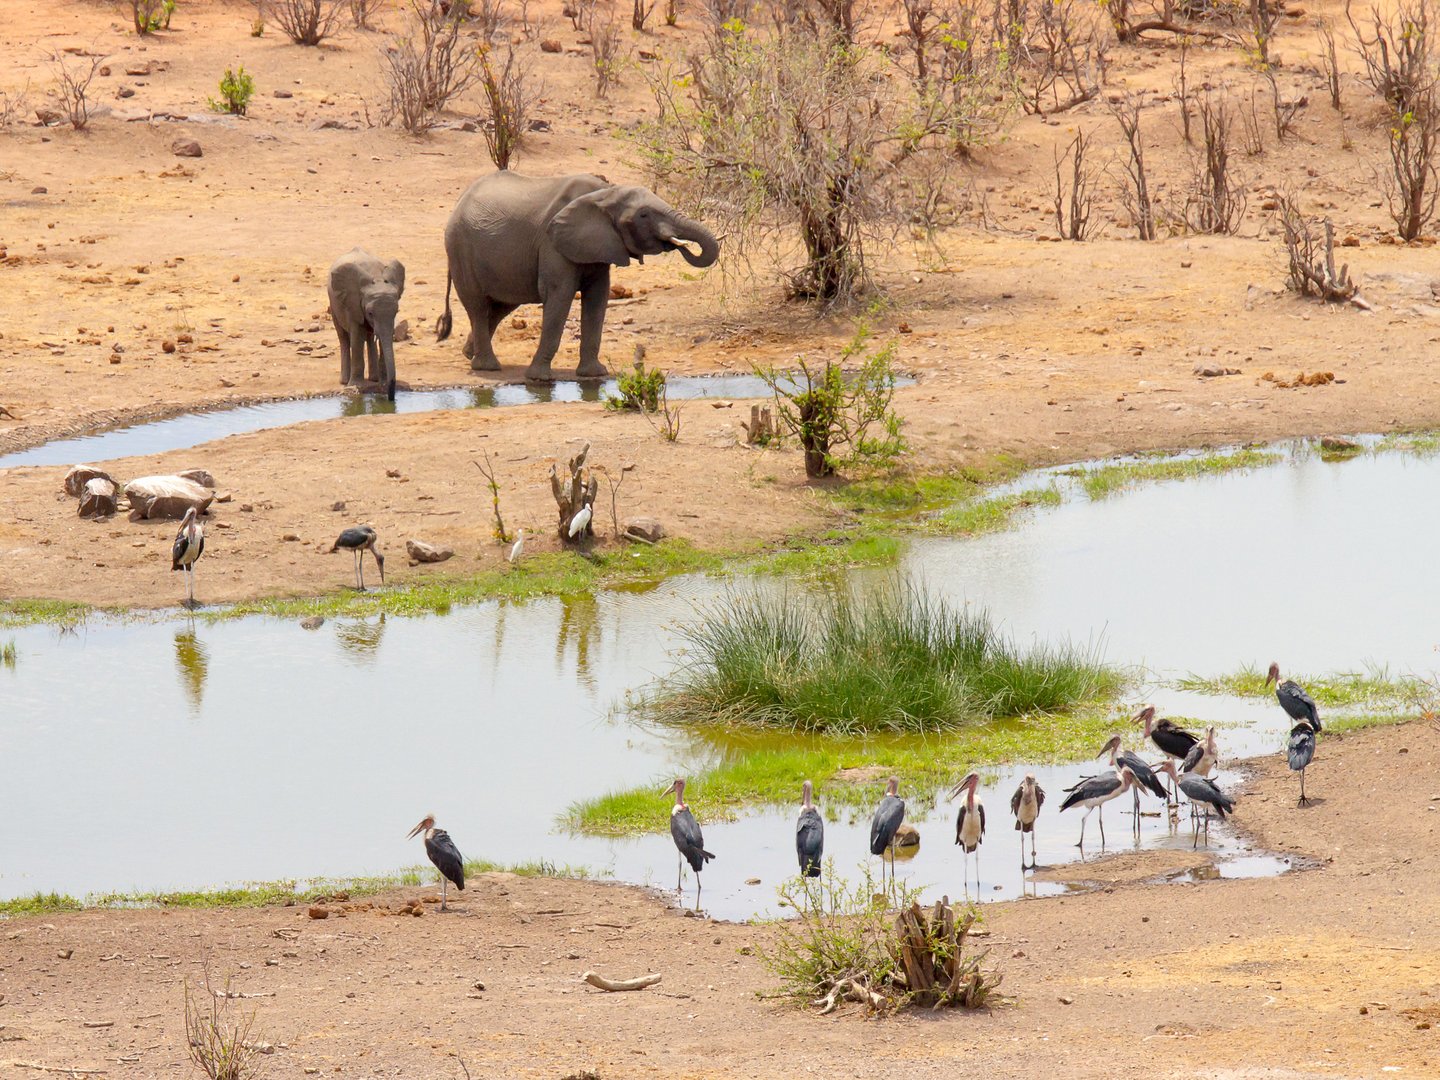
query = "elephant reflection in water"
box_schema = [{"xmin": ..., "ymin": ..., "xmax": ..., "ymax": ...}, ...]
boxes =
[
  {"xmin": 336, "ymin": 614, "xmax": 387, "ymax": 663},
  {"xmin": 174, "ymin": 627, "xmax": 210, "ymax": 713}
]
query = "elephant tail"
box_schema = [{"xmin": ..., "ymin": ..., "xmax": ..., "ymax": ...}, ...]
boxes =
[{"xmin": 435, "ymin": 272, "xmax": 454, "ymax": 343}]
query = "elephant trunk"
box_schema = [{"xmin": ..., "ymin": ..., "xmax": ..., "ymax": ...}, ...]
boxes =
[
  {"xmin": 665, "ymin": 217, "xmax": 720, "ymax": 268},
  {"xmin": 377, "ymin": 324, "xmax": 397, "ymax": 401}
]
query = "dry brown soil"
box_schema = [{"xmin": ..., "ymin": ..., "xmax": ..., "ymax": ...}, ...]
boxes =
[
  {"xmin": 3, "ymin": 720, "xmax": 1436, "ymax": 1078},
  {"xmin": 6, "ymin": 0, "xmax": 1440, "ymax": 606}
]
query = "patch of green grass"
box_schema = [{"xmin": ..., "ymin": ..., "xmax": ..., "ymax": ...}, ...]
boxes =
[
  {"xmin": 1378, "ymin": 429, "xmax": 1440, "ymax": 456},
  {"xmin": 0, "ymin": 859, "xmax": 589, "ymax": 918},
  {"xmin": 1071, "ymin": 448, "xmax": 1283, "ymax": 500},
  {"xmin": 830, "ymin": 457, "xmax": 1025, "ymax": 516},
  {"xmin": 752, "ymin": 534, "xmax": 902, "ymax": 577},
  {"xmin": 1174, "ymin": 664, "xmax": 1426, "ymax": 709},
  {"xmin": 1, "ymin": 639, "xmax": 15, "ymax": 669},
  {"xmin": 928, "ymin": 487, "xmax": 1061, "ymax": 535},
  {"xmin": 568, "ymin": 701, "xmax": 1129, "ymax": 835},
  {"xmin": 651, "ymin": 583, "xmax": 1126, "ymax": 736},
  {"xmin": 0, "ymin": 599, "xmax": 87, "ymax": 629},
  {"xmin": 1323, "ymin": 709, "xmax": 1415, "ymax": 735}
]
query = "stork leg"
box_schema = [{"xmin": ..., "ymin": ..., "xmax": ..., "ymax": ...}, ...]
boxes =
[
  {"xmin": 1132, "ymin": 786, "xmax": 1141, "ymax": 837},
  {"xmin": 357, "ymin": 550, "xmax": 366, "ymax": 591},
  {"xmin": 1298, "ymin": 768, "xmax": 1309, "ymax": 807},
  {"xmin": 695, "ymin": 873, "xmax": 702, "ymax": 913},
  {"xmin": 1030, "ymin": 826, "xmax": 1038, "ymax": 869},
  {"xmin": 1077, "ymin": 808, "xmax": 1089, "ymax": 848},
  {"xmin": 440, "ymin": 877, "xmax": 448, "ymax": 912},
  {"xmin": 1019, "ymin": 830, "xmax": 1026, "ymax": 872},
  {"xmin": 1098, "ymin": 804, "xmax": 1106, "ymax": 848},
  {"xmin": 676, "ymin": 853, "xmax": 683, "ymax": 895}
]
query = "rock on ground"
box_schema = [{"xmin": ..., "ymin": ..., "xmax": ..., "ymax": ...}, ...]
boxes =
[
  {"xmin": 64, "ymin": 464, "xmax": 115, "ymax": 497},
  {"xmin": 624, "ymin": 517, "xmax": 666, "ymax": 544},
  {"xmin": 406, "ymin": 539, "xmax": 454, "ymax": 564},
  {"xmin": 124, "ymin": 475, "xmax": 215, "ymax": 520},
  {"xmin": 78, "ymin": 478, "xmax": 117, "ymax": 519}
]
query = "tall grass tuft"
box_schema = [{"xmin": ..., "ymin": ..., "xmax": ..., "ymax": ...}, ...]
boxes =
[{"xmin": 653, "ymin": 584, "xmax": 1124, "ymax": 734}]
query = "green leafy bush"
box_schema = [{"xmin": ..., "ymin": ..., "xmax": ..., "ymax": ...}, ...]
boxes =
[
  {"xmin": 211, "ymin": 66, "xmax": 255, "ymax": 116},
  {"xmin": 605, "ymin": 354, "xmax": 667, "ymax": 412}
]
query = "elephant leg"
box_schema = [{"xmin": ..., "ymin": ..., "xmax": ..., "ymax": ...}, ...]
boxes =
[
  {"xmin": 576, "ymin": 274, "xmax": 610, "ymax": 379},
  {"xmin": 527, "ymin": 285, "xmax": 576, "ymax": 383},
  {"xmin": 334, "ymin": 321, "xmax": 353, "ymax": 386},
  {"xmin": 461, "ymin": 294, "xmax": 500, "ymax": 371},
  {"xmin": 488, "ymin": 302, "xmax": 519, "ymax": 338},
  {"xmin": 345, "ymin": 322, "xmax": 368, "ymax": 387}
]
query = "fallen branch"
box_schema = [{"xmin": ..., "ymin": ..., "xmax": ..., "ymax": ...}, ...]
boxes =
[
  {"xmin": 0, "ymin": 404, "xmax": 17, "ymax": 420},
  {"xmin": 812, "ymin": 977, "xmax": 886, "ymax": 1015},
  {"xmin": 10, "ymin": 1065, "xmax": 108, "ymax": 1076},
  {"xmin": 581, "ymin": 970, "xmax": 662, "ymax": 992},
  {"xmin": 211, "ymin": 989, "xmax": 275, "ymax": 1000}
]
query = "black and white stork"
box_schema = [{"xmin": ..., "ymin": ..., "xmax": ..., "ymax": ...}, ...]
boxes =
[
  {"xmin": 1098, "ymin": 733, "xmax": 1168, "ymax": 834},
  {"xmin": 407, "ymin": 814, "xmax": 465, "ymax": 911},
  {"xmin": 1155, "ymin": 760, "xmax": 1236, "ymax": 848},
  {"xmin": 1287, "ymin": 718, "xmax": 1320, "ymax": 807},
  {"xmin": 869, "ymin": 777, "xmax": 906, "ymax": 887},
  {"xmin": 948, "ymin": 772, "xmax": 985, "ymax": 892},
  {"xmin": 171, "ymin": 506, "xmax": 205, "ymax": 608},
  {"xmin": 331, "ymin": 525, "xmax": 385, "ymax": 590},
  {"xmin": 796, "ymin": 779, "xmax": 824, "ymax": 879},
  {"xmin": 1267, "ymin": 662, "xmax": 1321, "ymax": 806},
  {"xmin": 1010, "ymin": 774, "xmax": 1045, "ymax": 870},
  {"xmin": 1060, "ymin": 765, "xmax": 1138, "ymax": 848},
  {"xmin": 1135, "ymin": 705, "xmax": 1200, "ymax": 802},
  {"xmin": 662, "ymin": 778, "xmax": 713, "ymax": 910}
]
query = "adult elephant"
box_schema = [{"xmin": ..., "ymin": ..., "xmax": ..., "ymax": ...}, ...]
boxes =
[
  {"xmin": 436, "ymin": 173, "xmax": 719, "ymax": 381},
  {"xmin": 327, "ymin": 248, "xmax": 405, "ymax": 401}
]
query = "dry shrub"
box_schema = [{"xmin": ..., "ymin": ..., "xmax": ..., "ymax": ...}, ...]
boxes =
[
  {"xmin": 184, "ymin": 969, "xmax": 269, "ymax": 1080},
  {"xmin": 0, "ymin": 82, "xmax": 31, "ymax": 126},
  {"xmin": 1053, "ymin": 129, "xmax": 1097, "ymax": 239},
  {"xmin": 380, "ymin": 2, "xmax": 480, "ymax": 132},
  {"xmin": 588, "ymin": 2, "xmax": 624, "ymax": 97},
  {"xmin": 1110, "ymin": 93, "xmax": 1156, "ymax": 239},
  {"xmin": 1022, "ymin": 0, "xmax": 1108, "ymax": 115},
  {"xmin": 1317, "ymin": 16, "xmax": 1342, "ymax": 109},
  {"xmin": 1185, "ymin": 94, "xmax": 1246, "ymax": 233},
  {"xmin": 1347, "ymin": 0, "xmax": 1432, "ymax": 112},
  {"xmin": 463, "ymin": 0, "xmax": 508, "ymax": 38},
  {"xmin": 477, "ymin": 43, "xmax": 537, "ymax": 168},
  {"xmin": 1277, "ymin": 193, "xmax": 1359, "ymax": 302},
  {"xmin": 271, "ymin": 0, "xmax": 344, "ymax": 43},
  {"xmin": 47, "ymin": 50, "xmax": 105, "ymax": 130},
  {"xmin": 1386, "ymin": 102, "xmax": 1440, "ymax": 239},
  {"xmin": 633, "ymin": 0, "xmax": 657, "ymax": 29},
  {"xmin": 349, "ymin": 0, "xmax": 385, "ymax": 27}
]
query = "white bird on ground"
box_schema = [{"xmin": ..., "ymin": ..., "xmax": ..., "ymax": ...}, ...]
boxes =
[
  {"xmin": 508, "ymin": 528, "xmax": 526, "ymax": 564},
  {"xmin": 568, "ymin": 505, "xmax": 592, "ymax": 539}
]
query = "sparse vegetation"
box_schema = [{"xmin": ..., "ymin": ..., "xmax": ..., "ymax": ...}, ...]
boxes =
[
  {"xmin": 1185, "ymin": 94, "xmax": 1246, "ymax": 235},
  {"xmin": 47, "ymin": 49, "xmax": 105, "ymax": 130},
  {"xmin": 476, "ymin": 42, "xmax": 536, "ymax": 169},
  {"xmin": 349, "ymin": 0, "xmax": 385, "ymax": 28},
  {"xmin": 1053, "ymin": 129, "xmax": 1098, "ymax": 240},
  {"xmin": 185, "ymin": 967, "xmax": 270, "ymax": 1080},
  {"xmin": 1176, "ymin": 664, "xmax": 1427, "ymax": 710},
  {"xmin": 588, "ymin": 1, "xmax": 624, "ymax": 98},
  {"xmin": 210, "ymin": 65, "xmax": 256, "ymax": 115},
  {"xmin": 1, "ymin": 639, "xmax": 16, "ymax": 669},
  {"xmin": 381, "ymin": 2, "xmax": 480, "ymax": 133},
  {"xmin": 1069, "ymin": 447, "xmax": 1283, "ymax": 499},
  {"xmin": 1110, "ymin": 93, "xmax": 1157, "ymax": 240},
  {"xmin": 271, "ymin": 0, "xmax": 344, "ymax": 44},
  {"xmin": 605, "ymin": 351, "xmax": 667, "ymax": 411},
  {"xmin": 649, "ymin": 583, "xmax": 1125, "ymax": 735},
  {"xmin": 472, "ymin": 452, "xmax": 512, "ymax": 544},
  {"xmin": 131, "ymin": 0, "xmax": 175, "ymax": 34},
  {"xmin": 1277, "ymin": 193, "xmax": 1361, "ymax": 303}
]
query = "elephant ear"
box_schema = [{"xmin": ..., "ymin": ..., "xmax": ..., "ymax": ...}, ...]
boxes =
[
  {"xmin": 382, "ymin": 259, "xmax": 406, "ymax": 297},
  {"xmin": 549, "ymin": 189, "xmax": 632, "ymax": 267}
]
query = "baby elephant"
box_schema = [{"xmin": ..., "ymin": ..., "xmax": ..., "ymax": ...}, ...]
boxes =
[{"xmin": 327, "ymin": 248, "xmax": 405, "ymax": 401}]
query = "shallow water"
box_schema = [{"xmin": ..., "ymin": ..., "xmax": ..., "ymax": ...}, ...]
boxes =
[
  {"xmin": 0, "ymin": 374, "xmax": 797, "ymax": 470},
  {"xmin": 2, "ymin": 443, "xmax": 1427, "ymax": 919}
]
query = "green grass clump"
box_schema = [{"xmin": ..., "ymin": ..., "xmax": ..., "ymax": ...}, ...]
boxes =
[
  {"xmin": 0, "ymin": 892, "xmax": 85, "ymax": 916},
  {"xmin": 0, "ymin": 639, "xmax": 15, "ymax": 669},
  {"xmin": 0, "ymin": 599, "xmax": 87, "ymax": 629},
  {"xmin": 652, "ymin": 584, "xmax": 1124, "ymax": 736},
  {"xmin": 928, "ymin": 487, "xmax": 1061, "ymax": 535},
  {"xmin": 1175, "ymin": 664, "xmax": 1425, "ymax": 709},
  {"xmin": 1072, "ymin": 448, "xmax": 1282, "ymax": 500},
  {"xmin": 751, "ymin": 534, "xmax": 902, "ymax": 576}
]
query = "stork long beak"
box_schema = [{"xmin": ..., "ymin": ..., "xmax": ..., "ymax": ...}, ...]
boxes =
[
  {"xmin": 406, "ymin": 821, "xmax": 426, "ymax": 839},
  {"xmin": 374, "ymin": 552, "xmax": 385, "ymax": 584},
  {"xmin": 660, "ymin": 780, "xmax": 679, "ymax": 797}
]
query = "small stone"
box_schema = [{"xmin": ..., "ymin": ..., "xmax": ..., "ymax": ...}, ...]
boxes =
[
  {"xmin": 65, "ymin": 464, "xmax": 114, "ymax": 497},
  {"xmin": 177, "ymin": 333, "xmax": 193, "ymax": 344},
  {"xmin": 172, "ymin": 137, "xmax": 203, "ymax": 158},
  {"xmin": 1320, "ymin": 436, "xmax": 1360, "ymax": 451},
  {"xmin": 162, "ymin": 340, "xmax": 176, "ymax": 353},
  {"xmin": 744, "ymin": 877, "xmax": 761, "ymax": 885},
  {"xmin": 1342, "ymin": 235, "xmax": 1360, "ymax": 247},
  {"xmin": 892, "ymin": 822, "xmax": 920, "ymax": 848},
  {"xmin": 512, "ymin": 318, "xmax": 527, "ymax": 330},
  {"xmin": 125, "ymin": 61, "xmax": 153, "ymax": 76},
  {"xmin": 31, "ymin": 185, "xmax": 47, "ymax": 195},
  {"xmin": 220, "ymin": 378, "xmax": 236, "ymax": 388},
  {"xmin": 35, "ymin": 108, "xmax": 63, "ymax": 125},
  {"xmin": 215, "ymin": 492, "xmax": 232, "ymax": 503},
  {"xmin": 393, "ymin": 318, "xmax": 410, "ymax": 342},
  {"xmin": 386, "ymin": 468, "xmax": 402, "ymax": 478},
  {"xmin": 307, "ymin": 905, "xmax": 329, "ymax": 919},
  {"xmin": 541, "ymin": 38, "xmax": 562, "ymax": 51},
  {"xmin": 274, "ymin": 88, "xmax": 294, "ymax": 98},
  {"xmin": 58, "ymin": 949, "xmax": 73, "ymax": 960},
  {"xmin": 281, "ymin": 532, "xmax": 300, "ymax": 542},
  {"xmin": 331, "ymin": 501, "xmax": 347, "ymax": 512},
  {"xmin": 472, "ymin": 980, "xmax": 486, "ymax": 991},
  {"xmin": 609, "ymin": 283, "xmax": 633, "ymax": 300},
  {"xmin": 116, "ymin": 86, "xmax": 135, "ymax": 99},
  {"xmin": 109, "ymin": 355, "xmax": 121, "ymax": 365},
  {"xmin": 240, "ymin": 503, "xmax": 254, "ymax": 512},
  {"xmin": 112, "ymin": 342, "xmax": 125, "ymax": 354},
  {"xmin": 406, "ymin": 539, "xmax": 455, "ymax": 564},
  {"xmin": 623, "ymin": 516, "xmax": 666, "ymax": 544},
  {"xmin": 79, "ymin": 478, "xmax": 118, "ymax": 519},
  {"xmin": 1059, "ymin": 995, "xmax": 1074, "ymax": 1005}
]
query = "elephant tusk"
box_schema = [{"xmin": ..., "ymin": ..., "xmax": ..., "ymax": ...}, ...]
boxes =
[{"xmin": 662, "ymin": 235, "xmax": 697, "ymax": 254}]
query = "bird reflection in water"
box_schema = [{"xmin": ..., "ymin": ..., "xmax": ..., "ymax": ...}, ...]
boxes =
[
  {"xmin": 336, "ymin": 614, "xmax": 386, "ymax": 662},
  {"xmin": 173, "ymin": 625, "xmax": 210, "ymax": 714}
]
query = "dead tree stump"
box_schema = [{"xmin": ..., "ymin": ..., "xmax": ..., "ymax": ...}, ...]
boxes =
[
  {"xmin": 741, "ymin": 404, "xmax": 777, "ymax": 446},
  {"xmin": 551, "ymin": 442, "xmax": 598, "ymax": 543}
]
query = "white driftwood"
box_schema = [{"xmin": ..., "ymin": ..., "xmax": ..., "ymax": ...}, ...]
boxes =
[{"xmin": 581, "ymin": 970, "xmax": 661, "ymax": 992}]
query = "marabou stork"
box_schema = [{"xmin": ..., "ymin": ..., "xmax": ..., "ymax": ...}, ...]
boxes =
[
  {"xmin": 331, "ymin": 525, "xmax": 385, "ymax": 590},
  {"xmin": 1060, "ymin": 765, "xmax": 1138, "ymax": 848},
  {"xmin": 1286, "ymin": 719, "xmax": 1319, "ymax": 807},
  {"xmin": 1010, "ymin": 774, "xmax": 1045, "ymax": 870},
  {"xmin": 869, "ymin": 777, "xmax": 905, "ymax": 888},
  {"xmin": 1098, "ymin": 733, "xmax": 1168, "ymax": 834},
  {"xmin": 171, "ymin": 506, "xmax": 205, "ymax": 608},
  {"xmin": 662, "ymin": 778, "xmax": 713, "ymax": 910},
  {"xmin": 795, "ymin": 779, "xmax": 824, "ymax": 879},
  {"xmin": 1267, "ymin": 662, "xmax": 1322, "ymax": 732},
  {"xmin": 1181, "ymin": 726, "xmax": 1220, "ymax": 778},
  {"xmin": 406, "ymin": 814, "xmax": 465, "ymax": 911},
  {"xmin": 948, "ymin": 772, "xmax": 985, "ymax": 892},
  {"xmin": 1135, "ymin": 705, "xmax": 1200, "ymax": 802},
  {"xmin": 1155, "ymin": 760, "xmax": 1235, "ymax": 847}
]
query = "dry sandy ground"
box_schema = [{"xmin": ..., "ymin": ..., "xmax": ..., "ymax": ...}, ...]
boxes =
[
  {"xmin": 3, "ymin": 720, "xmax": 1435, "ymax": 1078},
  {"xmin": 7, "ymin": 0, "xmax": 1440, "ymax": 605}
]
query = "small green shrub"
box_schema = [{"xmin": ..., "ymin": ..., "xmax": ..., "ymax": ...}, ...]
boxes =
[
  {"xmin": 606, "ymin": 353, "xmax": 667, "ymax": 412},
  {"xmin": 131, "ymin": 0, "xmax": 175, "ymax": 33},
  {"xmin": 185, "ymin": 966, "xmax": 269, "ymax": 1080},
  {"xmin": 1, "ymin": 639, "xmax": 15, "ymax": 669},
  {"xmin": 211, "ymin": 66, "xmax": 255, "ymax": 116}
]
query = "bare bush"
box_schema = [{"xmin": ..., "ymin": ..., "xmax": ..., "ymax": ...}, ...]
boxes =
[
  {"xmin": 349, "ymin": 0, "xmax": 385, "ymax": 27},
  {"xmin": 1386, "ymin": 102, "xmax": 1440, "ymax": 239},
  {"xmin": 1110, "ymin": 94, "xmax": 1156, "ymax": 239},
  {"xmin": 1022, "ymin": 0, "xmax": 1108, "ymax": 115},
  {"xmin": 1185, "ymin": 94, "xmax": 1246, "ymax": 233},
  {"xmin": 1244, "ymin": 0, "xmax": 1279, "ymax": 68},
  {"xmin": 665, "ymin": 0, "xmax": 678, "ymax": 22},
  {"xmin": 1053, "ymin": 129, "xmax": 1097, "ymax": 239},
  {"xmin": 466, "ymin": 0, "xmax": 508, "ymax": 38},
  {"xmin": 633, "ymin": 0, "xmax": 657, "ymax": 29},
  {"xmin": 1238, "ymin": 83, "xmax": 1265, "ymax": 153},
  {"xmin": 1175, "ymin": 32, "xmax": 1192, "ymax": 142},
  {"xmin": 1107, "ymin": 0, "xmax": 1233, "ymax": 42},
  {"xmin": 588, "ymin": 2, "xmax": 625, "ymax": 98},
  {"xmin": 1317, "ymin": 16, "xmax": 1342, "ymax": 109},
  {"xmin": 271, "ymin": 0, "xmax": 344, "ymax": 43},
  {"xmin": 47, "ymin": 50, "xmax": 105, "ymax": 130},
  {"xmin": 184, "ymin": 968, "xmax": 269, "ymax": 1080},
  {"xmin": 0, "ymin": 82, "xmax": 31, "ymax": 126},
  {"xmin": 565, "ymin": 0, "xmax": 595, "ymax": 29},
  {"xmin": 1347, "ymin": 0, "xmax": 1432, "ymax": 112},
  {"xmin": 381, "ymin": 3, "xmax": 480, "ymax": 132},
  {"xmin": 477, "ymin": 43, "xmax": 536, "ymax": 168},
  {"xmin": 1277, "ymin": 193, "xmax": 1361, "ymax": 303}
]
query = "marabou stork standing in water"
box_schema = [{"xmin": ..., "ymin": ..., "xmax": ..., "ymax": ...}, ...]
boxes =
[
  {"xmin": 1267, "ymin": 662, "xmax": 1322, "ymax": 806},
  {"xmin": 1181, "ymin": 726, "xmax": 1220, "ymax": 778},
  {"xmin": 171, "ymin": 506, "xmax": 205, "ymax": 608},
  {"xmin": 662, "ymin": 778, "xmax": 713, "ymax": 910},
  {"xmin": 1098, "ymin": 733, "xmax": 1169, "ymax": 835},
  {"xmin": 1060, "ymin": 765, "xmax": 1138, "ymax": 849},
  {"xmin": 331, "ymin": 526, "xmax": 385, "ymax": 590},
  {"xmin": 869, "ymin": 777, "xmax": 905, "ymax": 889},
  {"xmin": 1010, "ymin": 774, "xmax": 1045, "ymax": 870},
  {"xmin": 948, "ymin": 772, "xmax": 985, "ymax": 893},
  {"xmin": 1155, "ymin": 760, "xmax": 1235, "ymax": 847},
  {"xmin": 795, "ymin": 780, "xmax": 824, "ymax": 879},
  {"xmin": 1135, "ymin": 705, "xmax": 1199, "ymax": 803},
  {"xmin": 407, "ymin": 814, "xmax": 465, "ymax": 911}
]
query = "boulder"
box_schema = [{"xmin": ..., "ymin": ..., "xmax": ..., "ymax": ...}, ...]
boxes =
[
  {"xmin": 1320, "ymin": 436, "xmax": 1360, "ymax": 452},
  {"xmin": 124, "ymin": 475, "xmax": 214, "ymax": 520},
  {"xmin": 176, "ymin": 468, "xmax": 217, "ymax": 488},
  {"xmin": 171, "ymin": 137, "xmax": 203, "ymax": 158},
  {"xmin": 892, "ymin": 822, "xmax": 920, "ymax": 848},
  {"xmin": 64, "ymin": 464, "xmax": 115, "ymax": 497},
  {"xmin": 623, "ymin": 516, "xmax": 666, "ymax": 544},
  {"xmin": 406, "ymin": 539, "xmax": 454, "ymax": 564},
  {"xmin": 78, "ymin": 478, "xmax": 117, "ymax": 519},
  {"xmin": 393, "ymin": 318, "xmax": 410, "ymax": 342}
]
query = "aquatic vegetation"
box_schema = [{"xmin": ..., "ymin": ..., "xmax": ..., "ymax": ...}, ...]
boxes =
[
  {"xmin": 1, "ymin": 638, "xmax": 15, "ymax": 668},
  {"xmin": 1071, "ymin": 448, "xmax": 1283, "ymax": 500},
  {"xmin": 1175, "ymin": 664, "xmax": 1427, "ymax": 710},
  {"xmin": 927, "ymin": 487, "xmax": 1061, "ymax": 536},
  {"xmin": 0, "ymin": 599, "xmax": 87, "ymax": 629},
  {"xmin": 650, "ymin": 584, "xmax": 1125, "ymax": 735}
]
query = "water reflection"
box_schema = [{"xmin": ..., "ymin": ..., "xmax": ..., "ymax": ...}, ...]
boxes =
[
  {"xmin": 556, "ymin": 593, "xmax": 601, "ymax": 692},
  {"xmin": 335, "ymin": 615, "xmax": 386, "ymax": 663},
  {"xmin": 173, "ymin": 626, "xmax": 209, "ymax": 713}
]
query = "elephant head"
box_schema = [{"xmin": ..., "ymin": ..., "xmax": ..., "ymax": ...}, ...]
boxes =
[
  {"xmin": 548, "ymin": 186, "xmax": 720, "ymax": 270},
  {"xmin": 364, "ymin": 260, "xmax": 405, "ymax": 401}
]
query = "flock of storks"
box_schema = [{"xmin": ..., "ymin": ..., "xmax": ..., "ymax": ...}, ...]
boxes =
[{"xmin": 395, "ymin": 665, "xmax": 1319, "ymax": 913}]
